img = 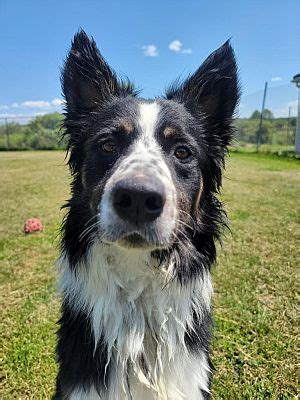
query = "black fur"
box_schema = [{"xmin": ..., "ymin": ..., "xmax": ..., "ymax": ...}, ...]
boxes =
[
  {"xmin": 55, "ymin": 30, "xmax": 240, "ymax": 399},
  {"xmin": 54, "ymin": 303, "xmax": 109, "ymax": 399}
]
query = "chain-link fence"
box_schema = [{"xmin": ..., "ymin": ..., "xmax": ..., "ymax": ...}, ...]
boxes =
[
  {"xmin": 0, "ymin": 114, "xmax": 64, "ymax": 150},
  {"xmin": 0, "ymin": 83, "xmax": 298, "ymax": 154},
  {"xmin": 233, "ymin": 114, "xmax": 297, "ymax": 154},
  {"xmin": 233, "ymin": 82, "xmax": 298, "ymax": 154}
]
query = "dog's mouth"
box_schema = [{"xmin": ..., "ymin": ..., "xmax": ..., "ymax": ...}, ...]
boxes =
[
  {"xmin": 103, "ymin": 227, "xmax": 171, "ymax": 250},
  {"xmin": 118, "ymin": 232, "xmax": 149, "ymax": 249}
]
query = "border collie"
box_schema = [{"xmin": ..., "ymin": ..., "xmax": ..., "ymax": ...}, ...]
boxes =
[{"xmin": 54, "ymin": 30, "xmax": 239, "ymax": 400}]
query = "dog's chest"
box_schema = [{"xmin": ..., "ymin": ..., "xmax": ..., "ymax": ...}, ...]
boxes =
[
  {"xmin": 89, "ymin": 249, "xmax": 186, "ymax": 361},
  {"xmin": 61, "ymin": 243, "xmax": 212, "ymax": 399}
]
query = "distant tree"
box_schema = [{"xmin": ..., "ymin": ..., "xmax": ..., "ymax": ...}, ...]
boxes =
[
  {"xmin": 262, "ymin": 109, "xmax": 274, "ymax": 120},
  {"xmin": 23, "ymin": 113, "xmax": 64, "ymax": 149},
  {"xmin": 250, "ymin": 109, "xmax": 274, "ymax": 120},
  {"xmin": 250, "ymin": 110, "xmax": 261, "ymax": 119},
  {"xmin": 28, "ymin": 113, "xmax": 62, "ymax": 131}
]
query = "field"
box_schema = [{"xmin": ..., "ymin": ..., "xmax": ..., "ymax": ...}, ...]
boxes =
[{"xmin": 0, "ymin": 151, "xmax": 299, "ymax": 399}]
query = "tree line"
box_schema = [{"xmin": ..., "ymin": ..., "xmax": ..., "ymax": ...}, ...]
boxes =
[
  {"xmin": 236, "ymin": 109, "xmax": 296, "ymax": 146},
  {"xmin": 0, "ymin": 111, "xmax": 297, "ymax": 150},
  {"xmin": 0, "ymin": 113, "xmax": 64, "ymax": 150}
]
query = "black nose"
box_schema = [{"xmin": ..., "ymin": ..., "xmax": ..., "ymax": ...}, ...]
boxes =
[{"xmin": 112, "ymin": 180, "xmax": 166, "ymax": 224}]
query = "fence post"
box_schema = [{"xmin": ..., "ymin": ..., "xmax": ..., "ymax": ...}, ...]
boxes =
[
  {"xmin": 286, "ymin": 106, "xmax": 291, "ymax": 144},
  {"xmin": 5, "ymin": 118, "xmax": 10, "ymax": 150},
  {"xmin": 256, "ymin": 82, "xmax": 268, "ymax": 152},
  {"xmin": 295, "ymin": 85, "xmax": 300, "ymax": 153},
  {"xmin": 291, "ymin": 74, "xmax": 300, "ymax": 153}
]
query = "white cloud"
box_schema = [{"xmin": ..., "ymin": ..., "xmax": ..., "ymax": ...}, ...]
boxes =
[
  {"xmin": 0, "ymin": 99, "xmax": 64, "ymax": 113},
  {"xmin": 169, "ymin": 40, "xmax": 183, "ymax": 53},
  {"xmin": 142, "ymin": 45, "xmax": 158, "ymax": 57},
  {"xmin": 169, "ymin": 40, "xmax": 192, "ymax": 54},
  {"xmin": 271, "ymin": 76, "xmax": 282, "ymax": 82},
  {"xmin": 51, "ymin": 98, "xmax": 64, "ymax": 106},
  {"xmin": 22, "ymin": 100, "xmax": 51, "ymax": 108}
]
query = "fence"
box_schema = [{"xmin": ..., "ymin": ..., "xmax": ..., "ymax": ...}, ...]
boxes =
[
  {"xmin": 235, "ymin": 82, "xmax": 298, "ymax": 154},
  {"xmin": 234, "ymin": 114, "xmax": 297, "ymax": 154},
  {"xmin": 0, "ymin": 113, "xmax": 297, "ymax": 153},
  {"xmin": 0, "ymin": 114, "xmax": 64, "ymax": 150},
  {"xmin": 0, "ymin": 81, "xmax": 298, "ymax": 154}
]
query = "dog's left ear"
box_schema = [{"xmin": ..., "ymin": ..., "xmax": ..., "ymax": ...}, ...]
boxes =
[
  {"xmin": 166, "ymin": 41, "xmax": 240, "ymax": 141},
  {"xmin": 62, "ymin": 30, "xmax": 134, "ymax": 112}
]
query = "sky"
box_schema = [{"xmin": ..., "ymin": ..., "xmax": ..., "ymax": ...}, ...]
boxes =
[{"xmin": 0, "ymin": 0, "xmax": 299, "ymax": 120}]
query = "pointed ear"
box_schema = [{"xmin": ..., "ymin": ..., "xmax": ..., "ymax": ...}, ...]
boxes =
[
  {"xmin": 166, "ymin": 41, "xmax": 240, "ymax": 124},
  {"xmin": 62, "ymin": 30, "xmax": 134, "ymax": 112}
]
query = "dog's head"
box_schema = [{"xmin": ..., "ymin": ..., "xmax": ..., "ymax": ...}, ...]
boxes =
[{"xmin": 62, "ymin": 30, "xmax": 239, "ymax": 259}]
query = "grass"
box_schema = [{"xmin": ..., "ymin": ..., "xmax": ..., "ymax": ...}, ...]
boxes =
[{"xmin": 0, "ymin": 151, "xmax": 299, "ymax": 399}]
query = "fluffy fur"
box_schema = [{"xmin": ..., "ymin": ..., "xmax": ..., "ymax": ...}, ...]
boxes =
[{"xmin": 54, "ymin": 30, "xmax": 240, "ymax": 400}]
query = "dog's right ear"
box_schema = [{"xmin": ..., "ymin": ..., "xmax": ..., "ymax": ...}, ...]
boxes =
[
  {"xmin": 62, "ymin": 30, "xmax": 134, "ymax": 112},
  {"xmin": 166, "ymin": 41, "xmax": 239, "ymax": 141}
]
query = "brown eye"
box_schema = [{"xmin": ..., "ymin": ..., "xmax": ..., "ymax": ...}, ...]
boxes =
[
  {"xmin": 101, "ymin": 140, "xmax": 117, "ymax": 153},
  {"xmin": 174, "ymin": 146, "xmax": 191, "ymax": 160}
]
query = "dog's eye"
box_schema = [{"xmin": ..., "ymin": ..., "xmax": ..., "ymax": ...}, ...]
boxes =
[
  {"xmin": 101, "ymin": 140, "xmax": 117, "ymax": 153},
  {"xmin": 174, "ymin": 146, "xmax": 191, "ymax": 160}
]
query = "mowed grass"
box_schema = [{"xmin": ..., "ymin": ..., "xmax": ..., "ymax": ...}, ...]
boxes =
[{"xmin": 0, "ymin": 151, "xmax": 299, "ymax": 399}]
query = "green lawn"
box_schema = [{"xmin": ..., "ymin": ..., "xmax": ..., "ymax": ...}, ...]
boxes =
[{"xmin": 0, "ymin": 151, "xmax": 299, "ymax": 399}]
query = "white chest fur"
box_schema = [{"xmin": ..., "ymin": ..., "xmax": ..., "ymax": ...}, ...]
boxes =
[{"xmin": 59, "ymin": 241, "xmax": 212, "ymax": 399}]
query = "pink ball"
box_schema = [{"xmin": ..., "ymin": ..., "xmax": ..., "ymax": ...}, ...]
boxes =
[{"xmin": 24, "ymin": 218, "xmax": 43, "ymax": 234}]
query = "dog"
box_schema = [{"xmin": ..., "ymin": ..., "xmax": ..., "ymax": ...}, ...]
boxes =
[{"xmin": 54, "ymin": 30, "xmax": 239, "ymax": 400}]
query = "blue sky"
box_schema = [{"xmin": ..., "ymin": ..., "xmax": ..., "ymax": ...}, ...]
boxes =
[{"xmin": 0, "ymin": 0, "xmax": 299, "ymax": 119}]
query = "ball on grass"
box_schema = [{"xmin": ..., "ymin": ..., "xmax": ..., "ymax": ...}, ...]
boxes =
[{"xmin": 24, "ymin": 218, "xmax": 43, "ymax": 234}]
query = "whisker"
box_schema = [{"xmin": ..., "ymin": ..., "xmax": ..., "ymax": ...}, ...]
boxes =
[
  {"xmin": 175, "ymin": 227, "xmax": 190, "ymax": 243},
  {"xmin": 83, "ymin": 214, "xmax": 98, "ymax": 227},
  {"xmin": 175, "ymin": 218, "xmax": 193, "ymax": 231},
  {"xmin": 178, "ymin": 209, "xmax": 191, "ymax": 218},
  {"xmin": 79, "ymin": 221, "xmax": 100, "ymax": 241}
]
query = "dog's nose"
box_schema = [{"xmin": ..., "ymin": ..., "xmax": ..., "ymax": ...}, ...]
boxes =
[{"xmin": 112, "ymin": 180, "xmax": 166, "ymax": 223}]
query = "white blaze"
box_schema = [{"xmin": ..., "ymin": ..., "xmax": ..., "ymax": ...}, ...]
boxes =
[{"xmin": 139, "ymin": 102, "xmax": 160, "ymax": 142}]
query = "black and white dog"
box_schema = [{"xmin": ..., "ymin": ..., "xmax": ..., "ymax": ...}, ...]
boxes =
[{"xmin": 54, "ymin": 30, "xmax": 239, "ymax": 400}]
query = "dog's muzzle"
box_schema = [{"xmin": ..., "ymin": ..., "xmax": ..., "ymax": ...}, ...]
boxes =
[
  {"xmin": 112, "ymin": 178, "xmax": 166, "ymax": 224},
  {"xmin": 99, "ymin": 152, "xmax": 177, "ymax": 249}
]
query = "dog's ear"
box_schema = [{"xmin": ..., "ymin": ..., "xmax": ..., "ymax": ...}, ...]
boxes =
[
  {"xmin": 166, "ymin": 41, "xmax": 240, "ymax": 135},
  {"xmin": 62, "ymin": 30, "xmax": 134, "ymax": 112}
]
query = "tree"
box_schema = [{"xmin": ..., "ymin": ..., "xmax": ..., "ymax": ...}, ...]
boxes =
[
  {"xmin": 250, "ymin": 110, "xmax": 261, "ymax": 119},
  {"xmin": 262, "ymin": 109, "xmax": 274, "ymax": 120},
  {"xmin": 250, "ymin": 109, "xmax": 274, "ymax": 120},
  {"xmin": 28, "ymin": 113, "xmax": 62, "ymax": 131},
  {"xmin": 23, "ymin": 113, "xmax": 64, "ymax": 149}
]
